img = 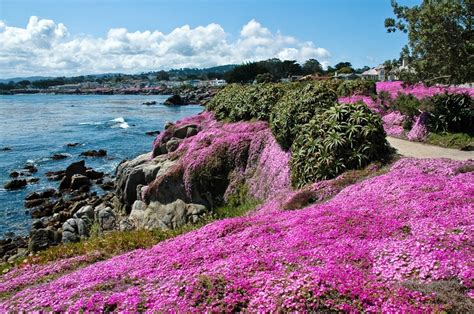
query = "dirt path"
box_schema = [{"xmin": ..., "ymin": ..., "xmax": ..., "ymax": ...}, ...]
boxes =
[{"xmin": 387, "ymin": 137, "xmax": 474, "ymax": 161}]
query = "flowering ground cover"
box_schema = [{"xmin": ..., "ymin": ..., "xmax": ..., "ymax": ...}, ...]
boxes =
[
  {"xmin": 1, "ymin": 156, "xmax": 472, "ymax": 311},
  {"xmin": 339, "ymin": 81, "xmax": 474, "ymax": 143}
]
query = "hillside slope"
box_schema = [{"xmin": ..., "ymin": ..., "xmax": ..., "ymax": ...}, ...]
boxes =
[{"xmin": 1, "ymin": 156, "xmax": 472, "ymax": 311}]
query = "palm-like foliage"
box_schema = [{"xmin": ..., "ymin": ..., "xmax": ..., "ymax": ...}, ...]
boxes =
[{"xmin": 290, "ymin": 102, "xmax": 391, "ymax": 188}]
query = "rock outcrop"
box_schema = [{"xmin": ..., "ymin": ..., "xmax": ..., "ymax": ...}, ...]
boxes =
[{"xmin": 113, "ymin": 112, "xmax": 291, "ymax": 231}]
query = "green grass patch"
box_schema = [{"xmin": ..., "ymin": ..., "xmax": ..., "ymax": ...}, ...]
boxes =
[
  {"xmin": 23, "ymin": 199, "xmax": 260, "ymax": 266},
  {"xmin": 426, "ymin": 132, "xmax": 474, "ymax": 150}
]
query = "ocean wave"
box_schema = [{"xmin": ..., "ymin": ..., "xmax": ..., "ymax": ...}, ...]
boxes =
[
  {"xmin": 110, "ymin": 117, "xmax": 129, "ymax": 129},
  {"xmin": 111, "ymin": 117, "xmax": 125, "ymax": 123},
  {"xmin": 79, "ymin": 121, "xmax": 103, "ymax": 125}
]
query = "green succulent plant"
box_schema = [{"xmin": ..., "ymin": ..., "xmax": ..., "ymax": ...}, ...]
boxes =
[{"xmin": 290, "ymin": 102, "xmax": 391, "ymax": 188}]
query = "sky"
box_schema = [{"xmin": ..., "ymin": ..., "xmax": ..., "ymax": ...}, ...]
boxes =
[{"xmin": 0, "ymin": 0, "xmax": 420, "ymax": 78}]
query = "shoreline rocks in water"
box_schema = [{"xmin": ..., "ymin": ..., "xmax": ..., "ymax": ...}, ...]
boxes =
[
  {"xmin": 51, "ymin": 153, "xmax": 68, "ymax": 160},
  {"xmin": 4, "ymin": 179, "xmax": 27, "ymax": 190},
  {"xmin": 164, "ymin": 94, "xmax": 186, "ymax": 106},
  {"xmin": 80, "ymin": 149, "xmax": 107, "ymax": 157}
]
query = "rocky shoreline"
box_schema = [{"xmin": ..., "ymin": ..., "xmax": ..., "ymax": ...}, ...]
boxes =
[
  {"xmin": 0, "ymin": 110, "xmax": 288, "ymax": 265},
  {"xmin": 1, "ymin": 86, "xmax": 220, "ymax": 106}
]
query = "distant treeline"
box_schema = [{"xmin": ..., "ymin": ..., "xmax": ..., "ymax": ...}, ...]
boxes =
[{"xmin": 0, "ymin": 59, "xmax": 371, "ymax": 90}]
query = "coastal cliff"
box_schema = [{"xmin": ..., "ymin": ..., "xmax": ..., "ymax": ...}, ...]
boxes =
[
  {"xmin": 113, "ymin": 111, "xmax": 291, "ymax": 231},
  {"xmin": 1, "ymin": 81, "xmax": 473, "ymax": 311},
  {"xmin": 1, "ymin": 107, "xmax": 473, "ymax": 311}
]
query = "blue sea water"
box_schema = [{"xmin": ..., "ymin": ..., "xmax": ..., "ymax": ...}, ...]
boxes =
[{"xmin": 0, "ymin": 94, "xmax": 203, "ymax": 238}]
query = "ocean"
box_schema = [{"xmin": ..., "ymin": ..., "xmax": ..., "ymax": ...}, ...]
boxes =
[{"xmin": 0, "ymin": 94, "xmax": 203, "ymax": 238}]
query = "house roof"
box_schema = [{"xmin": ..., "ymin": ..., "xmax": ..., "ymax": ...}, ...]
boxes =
[{"xmin": 361, "ymin": 68, "xmax": 379, "ymax": 76}]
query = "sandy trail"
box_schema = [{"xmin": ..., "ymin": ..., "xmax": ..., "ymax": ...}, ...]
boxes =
[{"xmin": 387, "ymin": 137, "xmax": 474, "ymax": 161}]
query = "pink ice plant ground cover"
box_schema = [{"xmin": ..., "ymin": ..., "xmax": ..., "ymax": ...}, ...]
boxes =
[
  {"xmin": 376, "ymin": 81, "xmax": 474, "ymax": 99},
  {"xmin": 339, "ymin": 81, "xmax": 474, "ymax": 142},
  {"xmin": 1, "ymin": 156, "xmax": 472, "ymax": 312},
  {"xmin": 147, "ymin": 111, "xmax": 291, "ymax": 202}
]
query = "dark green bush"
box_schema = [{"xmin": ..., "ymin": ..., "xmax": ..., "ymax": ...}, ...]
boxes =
[
  {"xmin": 425, "ymin": 93, "xmax": 473, "ymax": 134},
  {"xmin": 290, "ymin": 102, "xmax": 391, "ymax": 187},
  {"xmin": 390, "ymin": 93, "xmax": 423, "ymax": 120},
  {"xmin": 270, "ymin": 83, "xmax": 338, "ymax": 149},
  {"xmin": 207, "ymin": 83, "xmax": 287, "ymax": 122},
  {"xmin": 336, "ymin": 80, "xmax": 376, "ymax": 96}
]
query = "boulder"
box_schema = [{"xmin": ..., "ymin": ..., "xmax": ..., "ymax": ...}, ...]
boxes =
[
  {"xmin": 164, "ymin": 94, "xmax": 186, "ymax": 106},
  {"xmin": 100, "ymin": 180, "xmax": 115, "ymax": 191},
  {"xmin": 95, "ymin": 206, "xmax": 116, "ymax": 231},
  {"xmin": 25, "ymin": 198, "xmax": 47, "ymax": 208},
  {"xmin": 9, "ymin": 171, "xmax": 19, "ymax": 178},
  {"xmin": 1, "ymin": 147, "xmax": 12, "ymax": 151},
  {"xmin": 70, "ymin": 174, "xmax": 91, "ymax": 190},
  {"xmin": 28, "ymin": 228, "xmax": 61, "ymax": 252},
  {"xmin": 27, "ymin": 178, "xmax": 40, "ymax": 184},
  {"xmin": 142, "ymin": 101, "xmax": 157, "ymax": 106},
  {"xmin": 66, "ymin": 142, "xmax": 80, "ymax": 147},
  {"xmin": 25, "ymin": 188, "xmax": 57, "ymax": 201},
  {"xmin": 4, "ymin": 179, "xmax": 27, "ymax": 190},
  {"xmin": 24, "ymin": 165, "xmax": 38, "ymax": 173},
  {"xmin": 74, "ymin": 205, "xmax": 94, "ymax": 220},
  {"xmin": 59, "ymin": 160, "xmax": 87, "ymax": 189},
  {"xmin": 114, "ymin": 153, "xmax": 171, "ymax": 213},
  {"xmin": 129, "ymin": 199, "xmax": 207, "ymax": 230},
  {"xmin": 86, "ymin": 169, "xmax": 104, "ymax": 180},
  {"xmin": 145, "ymin": 130, "xmax": 160, "ymax": 136},
  {"xmin": 166, "ymin": 138, "xmax": 181, "ymax": 153},
  {"xmin": 173, "ymin": 124, "xmax": 198, "ymax": 139},
  {"xmin": 62, "ymin": 217, "xmax": 90, "ymax": 243},
  {"xmin": 119, "ymin": 218, "xmax": 135, "ymax": 232},
  {"xmin": 80, "ymin": 149, "xmax": 107, "ymax": 157},
  {"xmin": 46, "ymin": 170, "xmax": 65, "ymax": 181},
  {"xmin": 52, "ymin": 153, "xmax": 68, "ymax": 160}
]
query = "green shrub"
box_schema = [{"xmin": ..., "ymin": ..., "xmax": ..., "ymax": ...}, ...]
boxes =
[
  {"xmin": 270, "ymin": 83, "xmax": 338, "ymax": 149},
  {"xmin": 336, "ymin": 80, "xmax": 376, "ymax": 96},
  {"xmin": 207, "ymin": 83, "xmax": 287, "ymax": 122},
  {"xmin": 390, "ymin": 93, "xmax": 423, "ymax": 120},
  {"xmin": 290, "ymin": 102, "xmax": 391, "ymax": 187},
  {"xmin": 426, "ymin": 132, "xmax": 473, "ymax": 150},
  {"xmin": 425, "ymin": 93, "xmax": 473, "ymax": 134}
]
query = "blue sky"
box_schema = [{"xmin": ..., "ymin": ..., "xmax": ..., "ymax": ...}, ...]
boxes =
[{"xmin": 0, "ymin": 0, "xmax": 420, "ymax": 77}]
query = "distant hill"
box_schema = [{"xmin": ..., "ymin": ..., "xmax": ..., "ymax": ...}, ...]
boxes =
[
  {"xmin": 0, "ymin": 76, "xmax": 54, "ymax": 84},
  {"xmin": 1, "ymin": 65, "xmax": 238, "ymax": 83}
]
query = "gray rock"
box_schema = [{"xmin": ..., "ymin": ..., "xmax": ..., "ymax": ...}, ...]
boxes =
[
  {"xmin": 70, "ymin": 174, "xmax": 91, "ymax": 190},
  {"xmin": 95, "ymin": 207, "xmax": 116, "ymax": 231},
  {"xmin": 4, "ymin": 179, "xmax": 27, "ymax": 190},
  {"xmin": 74, "ymin": 205, "xmax": 94, "ymax": 220},
  {"xmin": 28, "ymin": 228, "xmax": 61, "ymax": 252},
  {"xmin": 173, "ymin": 124, "xmax": 198, "ymax": 139},
  {"xmin": 62, "ymin": 217, "xmax": 91, "ymax": 243},
  {"xmin": 129, "ymin": 199, "xmax": 207, "ymax": 230},
  {"xmin": 114, "ymin": 153, "xmax": 174, "ymax": 214},
  {"xmin": 119, "ymin": 218, "xmax": 135, "ymax": 232},
  {"xmin": 166, "ymin": 137, "xmax": 181, "ymax": 153}
]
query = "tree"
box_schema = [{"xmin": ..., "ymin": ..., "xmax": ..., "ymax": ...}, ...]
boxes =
[
  {"xmin": 385, "ymin": 0, "xmax": 473, "ymax": 85},
  {"xmin": 334, "ymin": 62, "xmax": 353, "ymax": 71},
  {"xmin": 16, "ymin": 80, "xmax": 31, "ymax": 87},
  {"xmin": 302, "ymin": 59, "xmax": 323, "ymax": 75},
  {"xmin": 354, "ymin": 66, "xmax": 371, "ymax": 74},
  {"xmin": 156, "ymin": 70, "xmax": 170, "ymax": 81},
  {"xmin": 224, "ymin": 62, "xmax": 268, "ymax": 83},
  {"xmin": 255, "ymin": 73, "xmax": 276, "ymax": 83},
  {"xmin": 337, "ymin": 66, "xmax": 354, "ymax": 74}
]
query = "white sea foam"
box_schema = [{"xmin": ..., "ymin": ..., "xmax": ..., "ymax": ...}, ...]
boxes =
[
  {"xmin": 110, "ymin": 117, "xmax": 129, "ymax": 129},
  {"xmin": 111, "ymin": 117, "xmax": 125, "ymax": 123},
  {"xmin": 118, "ymin": 122, "xmax": 130, "ymax": 129},
  {"xmin": 79, "ymin": 121, "xmax": 103, "ymax": 125}
]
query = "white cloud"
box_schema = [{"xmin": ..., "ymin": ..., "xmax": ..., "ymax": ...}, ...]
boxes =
[{"xmin": 0, "ymin": 17, "xmax": 330, "ymax": 77}]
